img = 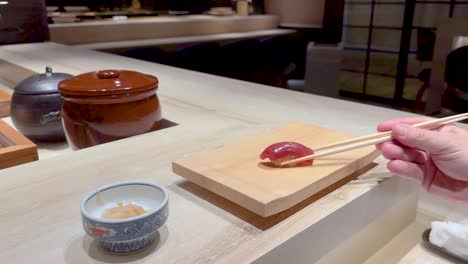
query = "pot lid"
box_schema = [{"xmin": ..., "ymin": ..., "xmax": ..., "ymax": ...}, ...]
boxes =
[
  {"xmin": 14, "ymin": 67, "xmax": 73, "ymax": 95},
  {"xmin": 58, "ymin": 70, "xmax": 158, "ymax": 96}
]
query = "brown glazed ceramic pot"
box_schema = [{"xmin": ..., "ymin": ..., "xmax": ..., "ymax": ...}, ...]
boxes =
[{"xmin": 58, "ymin": 70, "xmax": 161, "ymax": 149}]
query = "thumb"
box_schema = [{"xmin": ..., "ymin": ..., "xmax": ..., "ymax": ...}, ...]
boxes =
[{"xmin": 392, "ymin": 124, "xmax": 450, "ymax": 154}]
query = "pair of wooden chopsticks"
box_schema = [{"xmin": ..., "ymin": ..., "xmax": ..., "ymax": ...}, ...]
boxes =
[{"xmin": 279, "ymin": 112, "xmax": 468, "ymax": 166}]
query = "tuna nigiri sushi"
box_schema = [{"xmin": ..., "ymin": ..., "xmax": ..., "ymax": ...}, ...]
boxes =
[{"xmin": 260, "ymin": 142, "xmax": 314, "ymax": 167}]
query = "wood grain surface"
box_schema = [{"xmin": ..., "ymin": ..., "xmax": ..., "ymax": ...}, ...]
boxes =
[
  {"xmin": 0, "ymin": 58, "xmax": 37, "ymax": 89},
  {"xmin": 0, "ymin": 119, "xmax": 38, "ymax": 169},
  {"xmin": 0, "ymin": 42, "xmax": 439, "ymax": 264},
  {"xmin": 49, "ymin": 15, "xmax": 280, "ymax": 45},
  {"xmin": 174, "ymin": 123, "xmax": 379, "ymax": 217},
  {"xmin": 0, "ymin": 90, "xmax": 12, "ymax": 117}
]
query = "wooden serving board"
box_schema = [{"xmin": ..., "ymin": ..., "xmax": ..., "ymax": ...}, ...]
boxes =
[{"xmin": 173, "ymin": 123, "xmax": 380, "ymax": 217}]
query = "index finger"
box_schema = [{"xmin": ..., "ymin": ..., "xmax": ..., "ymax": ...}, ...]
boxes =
[{"xmin": 377, "ymin": 117, "xmax": 432, "ymax": 132}]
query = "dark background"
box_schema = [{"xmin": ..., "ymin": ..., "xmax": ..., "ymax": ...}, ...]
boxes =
[
  {"xmin": 0, "ymin": 0, "xmax": 49, "ymax": 44},
  {"xmin": 2, "ymin": 0, "xmax": 342, "ymax": 90}
]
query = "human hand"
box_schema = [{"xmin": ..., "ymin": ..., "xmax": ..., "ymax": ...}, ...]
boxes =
[{"xmin": 377, "ymin": 117, "xmax": 468, "ymax": 201}]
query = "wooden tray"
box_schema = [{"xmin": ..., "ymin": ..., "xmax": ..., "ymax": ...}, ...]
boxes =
[
  {"xmin": 0, "ymin": 120, "xmax": 38, "ymax": 169},
  {"xmin": 173, "ymin": 123, "xmax": 380, "ymax": 217},
  {"xmin": 0, "ymin": 90, "xmax": 11, "ymax": 118}
]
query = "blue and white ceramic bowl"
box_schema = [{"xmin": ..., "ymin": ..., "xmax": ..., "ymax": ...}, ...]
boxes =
[{"xmin": 81, "ymin": 181, "xmax": 169, "ymax": 254}]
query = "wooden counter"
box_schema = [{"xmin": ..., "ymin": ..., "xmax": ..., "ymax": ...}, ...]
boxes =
[
  {"xmin": 49, "ymin": 15, "xmax": 280, "ymax": 45},
  {"xmin": 75, "ymin": 29, "xmax": 296, "ymax": 52},
  {"xmin": 0, "ymin": 42, "xmax": 456, "ymax": 263}
]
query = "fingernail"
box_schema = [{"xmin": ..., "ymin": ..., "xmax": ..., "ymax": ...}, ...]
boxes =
[{"xmin": 393, "ymin": 124, "xmax": 408, "ymax": 139}]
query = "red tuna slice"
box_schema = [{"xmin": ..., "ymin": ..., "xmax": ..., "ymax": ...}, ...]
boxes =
[{"xmin": 260, "ymin": 142, "xmax": 314, "ymax": 167}]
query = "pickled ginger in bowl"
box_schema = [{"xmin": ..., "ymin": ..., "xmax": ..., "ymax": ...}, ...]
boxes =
[{"xmin": 80, "ymin": 181, "xmax": 169, "ymax": 254}]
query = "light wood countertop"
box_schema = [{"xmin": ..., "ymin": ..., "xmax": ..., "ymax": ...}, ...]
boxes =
[
  {"xmin": 0, "ymin": 42, "xmax": 460, "ymax": 263},
  {"xmin": 49, "ymin": 15, "xmax": 281, "ymax": 45}
]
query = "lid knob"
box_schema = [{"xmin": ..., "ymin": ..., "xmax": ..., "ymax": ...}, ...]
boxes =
[
  {"xmin": 97, "ymin": 70, "xmax": 120, "ymax": 79},
  {"xmin": 45, "ymin": 66, "xmax": 53, "ymax": 78}
]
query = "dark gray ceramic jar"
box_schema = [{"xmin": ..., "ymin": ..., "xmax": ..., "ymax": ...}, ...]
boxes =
[{"xmin": 11, "ymin": 67, "xmax": 73, "ymax": 142}]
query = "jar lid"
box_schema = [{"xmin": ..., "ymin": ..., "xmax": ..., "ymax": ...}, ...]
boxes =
[
  {"xmin": 15, "ymin": 67, "xmax": 73, "ymax": 95},
  {"xmin": 58, "ymin": 70, "xmax": 158, "ymax": 96}
]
